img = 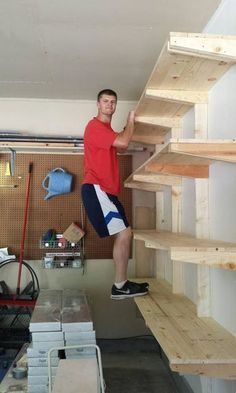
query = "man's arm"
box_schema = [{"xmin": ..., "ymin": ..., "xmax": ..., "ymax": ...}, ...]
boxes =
[{"xmin": 113, "ymin": 110, "xmax": 135, "ymax": 151}]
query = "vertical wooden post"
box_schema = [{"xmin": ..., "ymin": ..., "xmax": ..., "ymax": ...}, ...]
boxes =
[
  {"xmin": 134, "ymin": 206, "xmax": 156, "ymax": 277},
  {"xmin": 194, "ymin": 103, "xmax": 211, "ymax": 317},
  {"xmin": 155, "ymin": 191, "xmax": 165, "ymax": 279},
  {"xmin": 171, "ymin": 126, "xmax": 184, "ymax": 293},
  {"xmin": 172, "ymin": 184, "xmax": 184, "ymax": 293}
]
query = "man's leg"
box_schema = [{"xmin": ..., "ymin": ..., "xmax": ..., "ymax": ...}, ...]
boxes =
[
  {"xmin": 111, "ymin": 227, "xmax": 149, "ymax": 299},
  {"xmin": 113, "ymin": 226, "xmax": 132, "ymax": 283}
]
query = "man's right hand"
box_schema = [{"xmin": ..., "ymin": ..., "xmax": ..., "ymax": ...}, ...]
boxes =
[{"xmin": 127, "ymin": 110, "xmax": 135, "ymax": 124}]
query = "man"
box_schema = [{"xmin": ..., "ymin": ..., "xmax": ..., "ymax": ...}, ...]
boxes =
[{"xmin": 81, "ymin": 89, "xmax": 149, "ymax": 300}]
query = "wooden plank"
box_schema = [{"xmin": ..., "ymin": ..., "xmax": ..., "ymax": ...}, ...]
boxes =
[
  {"xmin": 133, "ymin": 171, "xmax": 182, "ymax": 186},
  {"xmin": 140, "ymin": 139, "xmax": 236, "ymax": 180},
  {"xmin": 0, "ymin": 144, "xmax": 82, "ymax": 154},
  {"xmin": 172, "ymin": 183, "xmax": 184, "ymax": 294},
  {"xmin": 195, "ymin": 178, "xmax": 211, "ymax": 317},
  {"xmin": 171, "ymin": 123, "xmax": 184, "ymax": 302},
  {"xmin": 124, "ymin": 178, "xmax": 164, "ymax": 192},
  {"xmin": 134, "ymin": 278, "xmax": 236, "ymax": 379},
  {"xmin": 155, "ymin": 192, "xmax": 165, "ymax": 280},
  {"xmin": 170, "ymin": 139, "xmax": 236, "ymax": 162},
  {"xmin": 133, "ymin": 230, "xmax": 236, "ymax": 252},
  {"xmin": 133, "ymin": 230, "xmax": 236, "ymax": 270},
  {"xmin": 134, "ymin": 207, "xmax": 156, "ymax": 277},
  {"xmin": 131, "ymin": 134, "xmax": 165, "ymax": 145},
  {"xmin": 170, "ymin": 251, "xmax": 236, "ymax": 270},
  {"xmin": 134, "ymin": 33, "xmax": 235, "ymax": 123},
  {"xmin": 145, "ymin": 89, "xmax": 208, "ymax": 104},
  {"xmin": 194, "ymin": 104, "xmax": 211, "ymax": 320},
  {"xmin": 0, "ymin": 142, "xmax": 74, "ymax": 147},
  {"xmin": 125, "ymin": 145, "xmax": 181, "ymax": 188},
  {"xmin": 169, "ymin": 32, "xmax": 236, "ymax": 61},
  {"xmin": 132, "ymin": 121, "xmax": 167, "ymax": 145},
  {"xmin": 135, "ymin": 116, "xmax": 182, "ymax": 128},
  {"xmin": 195, "ymin": 103, "xmax": 208, "ymax": 139},
  {"xmin": 145, "ymin": 162, "xmax": 209, "ymax": 178}
]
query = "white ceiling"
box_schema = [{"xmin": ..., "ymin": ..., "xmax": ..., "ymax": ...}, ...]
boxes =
[{"xmin": 0, "ymin": 0, "xmax": 222, "ymax": 101}]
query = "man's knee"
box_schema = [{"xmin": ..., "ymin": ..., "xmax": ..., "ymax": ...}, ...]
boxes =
[{"xmin": 117, "ymin": 226, "xmax": 132, "ymax": 242}]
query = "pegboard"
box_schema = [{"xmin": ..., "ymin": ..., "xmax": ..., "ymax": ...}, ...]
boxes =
[{"xmin": 0, "ymin": 153, "xmax": 132, "ymax": 260}]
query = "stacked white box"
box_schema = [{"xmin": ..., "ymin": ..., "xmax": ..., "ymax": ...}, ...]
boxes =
[
  {"xmin": 27, "ymin": 290, "xmax": 64, "ymax": 393},
  {"xmin": 27, "ymin": 289, "xmax": 96, "ymax": 392},
  {"xmin": 62, "ymin": 290, "xmax": 96, "ymax": 358}
]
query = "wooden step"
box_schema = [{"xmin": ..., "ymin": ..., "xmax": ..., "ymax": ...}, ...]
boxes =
[
  {"xmin": 133, "ymin": 230, "xmax": 236, "ymax": 270},
  {"xmin": 134, "ymin": 278, "xmax": 236, "ymax": 379}
]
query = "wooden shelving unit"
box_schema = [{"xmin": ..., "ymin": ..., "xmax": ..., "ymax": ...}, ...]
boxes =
[
  {"xmin": 135, "ymin": 279, "xmax": 236, "ymax": 379},
  {"xmin": 134, "ymin": 230, "xmax": 236, "ymax": 270},
  {"xmin": 127, "ymin": 32, "xmax": 236, "ymax": 380}
]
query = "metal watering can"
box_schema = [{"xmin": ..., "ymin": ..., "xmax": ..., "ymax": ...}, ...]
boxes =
[{"xmin": 42, "ymin": 168, "xmax": 73, "ymax": 200}]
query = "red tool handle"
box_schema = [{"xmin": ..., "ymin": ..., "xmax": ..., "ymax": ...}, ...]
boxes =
[{"xmin": 16, "ymin": 163, "xmax": 33, "ymax": 296}]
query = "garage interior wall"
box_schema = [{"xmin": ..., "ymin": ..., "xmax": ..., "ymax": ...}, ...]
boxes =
[
  {"xmin": 0, "ymin": 1, "xmax": 236, "ymax": 392},
  {"xmin": 0, "ymin": 99, "xmax": 152, "ymax": 339}
]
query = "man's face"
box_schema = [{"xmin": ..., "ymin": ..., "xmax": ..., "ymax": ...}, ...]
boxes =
[{"xmin": 97, "ymin": 94, "xmax": 117, "ymax": 116}]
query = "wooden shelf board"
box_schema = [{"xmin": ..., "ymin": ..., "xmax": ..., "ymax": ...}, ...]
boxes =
[
  {"xmin": 134, "ymin": 32, "xmax": 236, "ymax": 123},
  {"xmin": 169, "ymin": 32, "xmax": 236, "ymax": 61},
  {"xmin": 132, "ymin": 134, "xmax": 165, "ymax": 145},
  {"xmin": 132, "ymin": 122, "xmax": 168, "ymax": 145},
  {"xmin": 135, "ymin": 115, "xmax": 182, "ymax": 128},
  {"xmin": 145, "ymin": 88, "xmax": 208, "ymax": 105},
  {"xmin": 145, "ymin": 162, "xmax": 209, "ymax": 178},
  {"xmin": 124, "ymin": 176, "xmax": 164, "ymax": 192},
  {"xmin": 133, "ymin": 169, "xmax": 182, "ymax": 187},
  {"xmin": 133, "ymin": 230, "xmax": 236, "ymax": 270},
  {"xmin": 142, "ymin": 139, "xmax": 236, "ymax": 177},
  {"xmin": 134, "ymin": 278, "xmax": 236, "ymax": 379},
  {"xmin": 169, "ymin": 139, "xmax": 236, "ymax": 162}
]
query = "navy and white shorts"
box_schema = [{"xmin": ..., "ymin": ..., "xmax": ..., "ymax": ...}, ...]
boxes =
[{"xmin": 81, "ymin": 184, "xmax": 129, "ymax": 238}]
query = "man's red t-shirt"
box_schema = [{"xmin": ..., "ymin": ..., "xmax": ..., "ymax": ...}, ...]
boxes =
[{"xmin": 83, "ymin": 117, "xmax": 120, "ymax": 195}]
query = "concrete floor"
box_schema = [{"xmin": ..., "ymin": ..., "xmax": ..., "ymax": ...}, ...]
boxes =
[{"xmin": 98, "ymin": 337, "xmax": 181, "ymax": 393}]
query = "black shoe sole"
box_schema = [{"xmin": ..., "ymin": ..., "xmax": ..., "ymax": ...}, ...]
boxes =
[{"xmin": 110, "ymin": 290, "xmax": 148, "ymax": 300}]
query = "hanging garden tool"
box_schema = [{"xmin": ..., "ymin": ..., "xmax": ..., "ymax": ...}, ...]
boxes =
[
  {"xmin": 16, "ymin": 162, "xmax": 33, "ymax": 296},
  {"xmin": 0, "ymin": 162, "xmax": 39, "ymax": 307}
]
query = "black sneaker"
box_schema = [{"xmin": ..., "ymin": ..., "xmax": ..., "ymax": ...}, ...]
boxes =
[
  {"xmin": 139, "ymin": 281, "xmax": 149, "ymax": 289},
  {"xmin": 111, "ymin": 280, "xmax": 149, "ymax": 300}
]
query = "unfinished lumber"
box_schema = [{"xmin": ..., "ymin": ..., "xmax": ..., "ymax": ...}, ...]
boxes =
[
  {"xmin": 132, "ymin": 32, "xmax": 236, "ymax": 143},
  {"xmin": 133, "ymin": 230, "xmax": 236, "ymax": 270},
  {"xmin": 124, "ymin": 173, "xmax": 164, "ymax": 192},
  {"xmin": 145, "ymin": 89, "xmax": 208, "ymax": 104},
  {"xmin": 133, "ymin": 170, "xmax": 182, "ymax": 186},
  {"xmin": 143, "ymin": 139, "xmax": 236, "ymax": 178},
  {"xmin": 134, "ymin": 279, "xmax": 236, "ymax": 379},
  {"xmin": 168, "ymin": 32, "xmax": 236, "ymax": 60},
  {"xmin": 134, "ymin": 206, "xmax": 156, "ymax": 277}
]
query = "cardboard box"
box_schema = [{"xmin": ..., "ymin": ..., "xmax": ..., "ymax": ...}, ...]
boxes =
[{"xmin": 62, "ymin": 223, "xmax": 85, "ymax": 243}]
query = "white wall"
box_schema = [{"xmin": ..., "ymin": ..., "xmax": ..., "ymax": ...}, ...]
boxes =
[
  {"xmin": 181, "ymin": 1, "xmax": 236, "ymax": 392},
  {"xmin": 0, "ymin": 98, "xmax": 136, "ymax": 136}
]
